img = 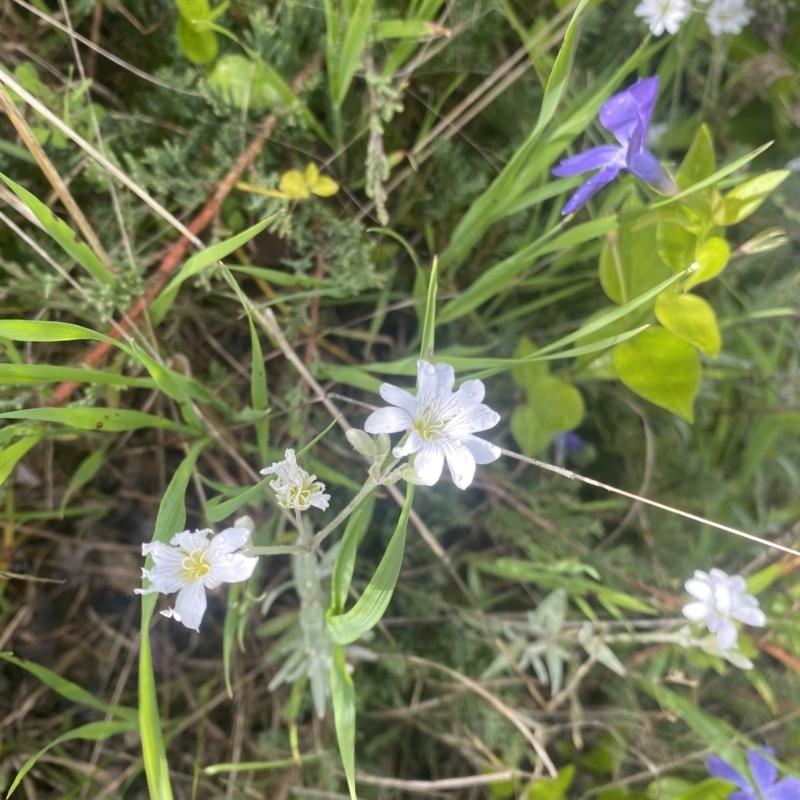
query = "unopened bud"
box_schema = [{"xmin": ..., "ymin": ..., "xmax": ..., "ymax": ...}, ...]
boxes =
[
  {"xmin": 398, "ymin": 464, "xmax": 426, "ymax": 485},
  {"xmin": 234, "ymin": 515, "xmax": 255, "ymax": 533},
  {"xmin": 346, "ymin": 428, "xmax": 377, "ymax": 457},
  {"xmin": 739, "ymin": 227, "xmax": 787, "ymax": 255}
]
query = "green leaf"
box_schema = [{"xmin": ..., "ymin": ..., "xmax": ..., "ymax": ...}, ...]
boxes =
[
  {"xmin": 599, "ymin": 213, "xmax": 671, "ymax": 306},
  {"xmin": 139, "ymin": 440, "xmax": 206, "ymax": 800},
  {"xmin": 0, "ymin": 653, "xmax": 137, "ymax": 721},
  {"xmin": 0, "ymin": 319, "xmax": 119, "ymax": 347},
  {"xmin": 5, "ymin": 720, "xmax": 136, "ymax": 797},
  {"xmin": 150, "ymin": 215, "xmax": 277, "ymax": 325},
  {"xmin": 613, "ymin": 327, "xmax": 701, "ymax": 422},
  {"xmin": 0, "ymin": 407, "xmax": 189, "ymax": 432},
  {"xmin": 374, "ymin": 18, "xmax": 442, "ymax": 39},
  {"xmin": 176, "ymin": 16, "xmax": 218, "ymax": 64},
  {"xmin": 673, "ymin": 779, "xmax": 737, "ymax": 800},
  {"xmin": 208, "ymin": 54, "xmax": 282, "ymax": 111},
  {"xmin": 685, "ymin": 236, "xmax": 729, "ymax": 290},
  {"xmin": 59, "ymin": 444, "xmax": 110, "ymax": 516},
  {"xmin": 205, "ymin": 478, "xmax": 270, "ymax": 522},
  {"xmin": 528, "ymin": 764, "xmax": 575, "ymax": 800},
  {"xmin": 419, "ymin": 257, "xmax": 439, "ymax": 361},
  {"xmin": 334, "ymin": 0, "xmax": 375, "ymax": 108},
  {"xmin": 327, "ymin": 487, "xmax": 414, "ymax": 645},
  {"xmin": 0, "ymin": 172, "xmax": 115, "ymax": 288},
  {"xmin": 715, "ymin": 170, "xmax": 790, "ymax": 225},
  {"xmin": 331, "ymin": 494, "xmax": 376, "ymax": 615},
  {"xmin": 330, "ymin": 644, "xmax": 357, "ymax": 800},
  {"xmin": 511, "ymin": 336, "xmax": 549, "ymax": 394},
  {"xmin": 0, "ymin": 432, "xmax": 44, "ymax": 487},
  {"xmin": 676, "ymin": 124, "xmax": 716, "ymax": 191},
  {"xmin": 655, "ymin": 291, "xmax": 721, "ymax": 358},
  {"xmin": 656, "ymin": 220, "xmax": 697, "ymax": 275},
  {"xmin": 510, "ymin": 378, "xmax": 584, "ymax": 456},
  {"xmin": 0, "ymin": 362, "xmax": 154, "ymax": 388}
]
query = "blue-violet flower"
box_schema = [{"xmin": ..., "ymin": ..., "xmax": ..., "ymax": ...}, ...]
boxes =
[
  {"xmin": 552, "ymin": 76, "xmax": 674, "ymax": 215},
  {"xmin": 707, "ymin": 748, "xmax": 800, "ymax": 800}
]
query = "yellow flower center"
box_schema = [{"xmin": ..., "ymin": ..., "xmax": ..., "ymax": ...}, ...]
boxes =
[
  {"xmin": 412, "ymin": 408, "xmax": 448, "ymax": 441},
  {"xmin": 181, "ymin": 549, "xmax": 212, "ymax": 581}
]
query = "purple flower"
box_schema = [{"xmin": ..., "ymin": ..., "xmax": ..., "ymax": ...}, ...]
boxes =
[
  {"xmin": 552, "ymin": 76, "xmax": 674, "ymax": 215},
  {"xmin": 707, "ymin": 748, "xmax": 800, "ymax": 800}
]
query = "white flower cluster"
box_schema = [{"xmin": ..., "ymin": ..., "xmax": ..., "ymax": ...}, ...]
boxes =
[
  {"xmin": 634, "ymin": 0, "xmax": 754, "ymax": 38},
  {"xmin": 682, "ymin": 568, "xmax": 766, "ymax": 650},
  {"xmin": 260, "ymin": 448, "xmax": 331, "ymax": 511},
  {"xmin": 135, "ymin": 525, "xmax": 258, "ymax": 631}
]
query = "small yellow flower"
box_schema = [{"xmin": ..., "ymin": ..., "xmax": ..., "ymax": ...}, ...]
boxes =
[{"xmin": 237, "ymin": 163, "xmax": 339, "ymax": 201}]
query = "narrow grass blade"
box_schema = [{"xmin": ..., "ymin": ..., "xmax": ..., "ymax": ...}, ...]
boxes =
[
  {"xmin": 334, "ymin": 0, "xmax": 375, "ymax": 108},
  {"xmin": 0, "ymin": 172, "xmax": 116, "ymax": 288},
  {"xmin": 59, "ymin": 444, "xmax": 110, "ymax": 516},
  {"xmin": 0, "ymin": 319, "xmax": 119, "ymax": 347},
  {"xmin": 139, "ymin": 440, "xmax": 207, "ymax": 800},
  {"xmin": 0, "ymin": 653, "xmax": 137, "ymax": 721},
  {"xmin": 419, "ymin": 256, "xmax": 438, "ymax": 360},
  {"xmin": 205, "ymin": 477, "xmax": 270, "ymax": 523},
  {"xmin": 6, "ymin": 720, "xmax": 136, "ymax": 797},
  {"xmin": 0, "ymin": 363, "xmax": 154, "ymax": 388},
  {"xmin": 0, "ymin": 432, "xmax": 44, "ymax": 487},
  {"xmin": 150, "ymin": 214, "xmax": 278, "ymax": 325},
  {"xmin": 0, "ymin": 407, "xmax": 190, "ymax": 433},
  {"xmin": 330, "ymin": 494, "xmax": 376, "ymax": 615},
  {"xmin": 327, "ymin": 486, "xmax": 414, "ymax": 645},
  {"xmin": 330, "ymin": 644, "xmax": 357, "ymax": 800}
]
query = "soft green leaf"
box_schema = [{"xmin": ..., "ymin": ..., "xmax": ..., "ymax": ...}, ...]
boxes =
[
  {"xmin": 0, "ymin": 319, "xmax": 119, "ymax": 347},
  {"xmin": 327, "ymin": 487, "xmax": 414, "ymax": 645},
  {"xmin": 374, "ymin": 19, "xmax": 442, "ymax": 39},
  {"xmin": 205, "ymin": 478, "xmax": 270, "ymax": 522},
  {"xmin": 716, "ymin": 170, "xmax": 790, "ymax": 225},
  {"xmin": 334, "ymin": 0, "xmax": 374, "ymax": 107},
  {"xmin": 674, "ymin": 779, "xmax": 737, "ymax": 800},
  {"xmin": 176, "ymin": 16, "xmax": 218, "ymax": 64},
  {"xmin": 330, "ymin": 644, "xmax": 357, "ymax": 800},
  {"xmin": 150, "ymin": 215, "xmax": 277, "ymax": 325},
  {"xmin": 599, "ymin": 214, "xmax": 671, "ymax": 306},
  {"xmin": 6, "ymin": 720, "xmax": 136, "ymax": 797},
  {"xmin": 685, "ymin": 236, "xmax": 729, "ymax": 290},
  {"xmin": 676, "ymin": 124, "xmax": 716, "ymax": 191},
  {"xmin": 0, "ymin": 432, "xmax": 44, "ymax": 487},
  {"xmin": 208, "ymin": 54, "xmax": 281, "ymax": 111},
  {"xmin": 139, "ymin": 441, "xmax": 206, "ymax": 800},
  {"xmin": 613, "ymin": 327, "xmax": 701, "ymax": 422},
  {"xmin": 510, "ymin": 378, "xmax": 584, "ymax": 456},
  {"xmin": 59, "ymin": 445, "xmax": 110, "ymax": 516},
  {"xmin": 0, "ymin": 407, "xmax": 189, "ymax": 433},
  {"xmin": 0, "ymin": 362, "xmax": 153, "ymax": 388},
  {"xmin": 0, "ymin": 653, "xmax": 136, "ymax": 721},
  {"xmin": 656, "ymin": 220, "xmax": 697, "ymax": 275},
  {"xmin": 331, "ymin": 494, "xmax": 376, "ymax": 615},
  {"xmin": 528, "ymin": 764, "xmax": 575, "ymax": 799},
  {"xmin": 0, "ymin": 172, "xmax": 115, "ymax": 288},
  {"xmin": 419, "ymin": 257, "xmax": 439, "ymax": 361},
  {"xmin": 655, "ymin": 291, "xmax": 721, "ymax": 358},
  {"xmin": 511, "ymin": 336, "xmax": 549, "ymax": 394}
]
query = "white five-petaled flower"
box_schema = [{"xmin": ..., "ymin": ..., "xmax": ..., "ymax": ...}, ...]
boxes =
[
  {"xmin": 634, "ymin": 0, "xmax": 690, "ymax": 36},
  {"xmin": 363, "ymin": 360, "xmax": 501, "ymax": 490},
  {"xmin": 261, "ymin": 449, "xmax": 330, "ymax": 511},
  {"xmin": 705, "ymin": 0, "xmax": 753, "ymax": 37},
  {"xmin": 135, "ymin": 527, "xmax": 258, "ymax": 631},
  {"xmin": 682, "ymin": 568, "xmax": 766, "ymax": 651}
]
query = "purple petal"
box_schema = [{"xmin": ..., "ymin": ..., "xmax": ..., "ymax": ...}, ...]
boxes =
[
  {"xmin": 552, "ymin": 145, "xmax": 623, "ymax": 177},
  {"xmin": 730, "ymin": 792, "xmax": 758, "ymax": 800},
  {"xmin": 600, "ymin": 77, "xmax": 659, "ymax": 144},
  {"xmin": 768, "ymin": 776, "xmax": 800, "ymax": 800},
  {"xmin": 707, "ymin": 756, "xmax": 752, "ymax": 791},
  {"xmin": 747, "ymin": 750, "xmax": 778, "ymax": 792},
  {"xmin": 561, "ymin": 167, "xmax": 621, "ymax": 215},
  {"xmin": 628, "ymin": 148, "xmax": 670, "ymax": 186}
]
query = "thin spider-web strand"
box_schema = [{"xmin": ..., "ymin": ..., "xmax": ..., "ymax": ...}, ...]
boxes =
[{"xmin": 501, "ymin": 448, "xmax": 800, "ymax": 559}]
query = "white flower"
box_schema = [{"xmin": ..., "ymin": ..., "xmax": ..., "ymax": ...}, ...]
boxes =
[
  {"xmin": 682, "ymin": 568, "xmax": 766, "ymax": 651},
  {"xmin": 634, "ymin": 0, "xmax": 690, "ymax": 36},
  {"xmin": 363, "ymin": 360, "xmax": 501, "ymax": 490},
  {"xmin": 705, "ymin": 0, "xmax": 753, "ymax": 36},
  {"xmin": 135, "ymin": 527, "xmax": 258, "ymax": 631},
  {"xmin": 260, "ymin": 449, "xmax": 330, "ymax": 511}
]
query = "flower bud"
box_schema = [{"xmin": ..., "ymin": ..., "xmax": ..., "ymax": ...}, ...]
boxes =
[{"xmin": 346, "ymin": 428, "xmax": 377, "ymax": 457}]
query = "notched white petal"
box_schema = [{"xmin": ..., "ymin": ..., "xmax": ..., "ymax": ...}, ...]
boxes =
[
  {"xmin": 174, "ymin": 582, "xmax": 207, "ymax": 632},
  {"xmin": 413, "ymin": 444, "xmax": 445, "ymax": 486},
  {"xmin": 379, "ymin": 383, "xmax": 417, "ymax": 414},
  {"xmin": 209, "ymin": 526, "xmax": 251, "ymax": 556},
  {"xmin": 364, "ymin": 406, "xmax": 412, "ymax": 434}
]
